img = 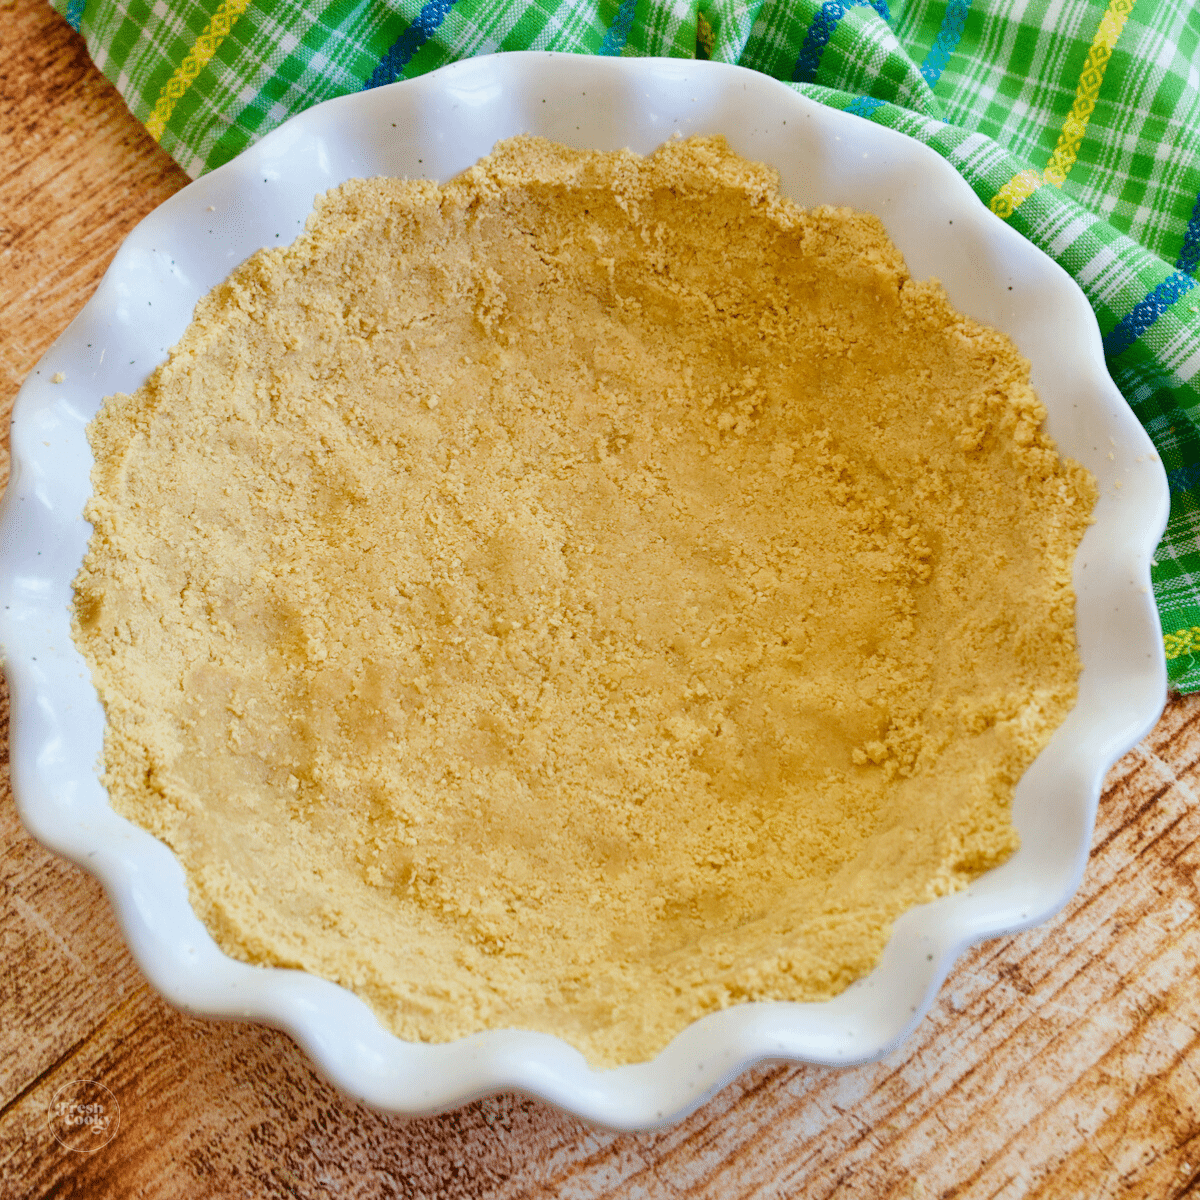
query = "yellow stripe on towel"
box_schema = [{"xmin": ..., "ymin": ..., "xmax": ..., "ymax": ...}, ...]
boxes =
[
  {"xmin": 989, "ymin": 0, "xmax": 1136, "ymax": 218},
  {"xmin": 988, "ymin": 169, "xmax": 1043, "ymax": 220},
  {"xmin": 145, "ymin": 0, "xmax": 253, "ymax": 143},
  {"xmin": 1164, "ymin": 626, "xmax": 1200, "ymax": 661}
]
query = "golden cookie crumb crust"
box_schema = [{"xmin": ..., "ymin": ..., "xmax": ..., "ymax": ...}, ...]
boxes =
[{"xmin": 74, "ymin": 136, "xmax": 1096, "ymax": 1067}]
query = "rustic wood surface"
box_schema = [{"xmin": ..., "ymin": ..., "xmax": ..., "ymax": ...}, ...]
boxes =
[{"xmin": 3, "ymin": 5, "xmax": 1199, "ymax": 1196}]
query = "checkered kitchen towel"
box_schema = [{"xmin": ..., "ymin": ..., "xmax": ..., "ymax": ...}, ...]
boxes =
[{"xmin": 52, "ymin": 0, "xmax": 1200, "ymax": 688}]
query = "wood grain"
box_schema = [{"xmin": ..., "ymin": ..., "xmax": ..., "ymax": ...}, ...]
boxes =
[{"xmin": 2, "ymin": 6, "xmax": 1199, "ymax": 1197}]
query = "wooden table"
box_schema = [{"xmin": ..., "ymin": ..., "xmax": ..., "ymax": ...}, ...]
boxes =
[{"xmin": 3, "ymin": 7, "xmax": 1199, "ymax": 1195}]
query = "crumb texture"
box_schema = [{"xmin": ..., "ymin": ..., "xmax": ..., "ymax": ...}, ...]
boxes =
[{"xmin": 74, "ymin": 136, "xmax": 1096, "ymax": 1067}]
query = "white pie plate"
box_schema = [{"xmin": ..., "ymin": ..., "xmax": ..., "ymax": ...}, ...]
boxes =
[{"xmin": 0, "ymin": 52, "xmax": 1169, "ymax": 1129}]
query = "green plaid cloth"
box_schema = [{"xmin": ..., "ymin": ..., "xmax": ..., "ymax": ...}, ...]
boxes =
[{"xmin": 53, "ymin": 0, "xmax": 1200, "ymax": 687}]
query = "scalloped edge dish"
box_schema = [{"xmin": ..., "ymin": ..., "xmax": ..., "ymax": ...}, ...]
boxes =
[{"xmin": 0, "ymin": 53, "xmax": 1169, "ymax": 1129}]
